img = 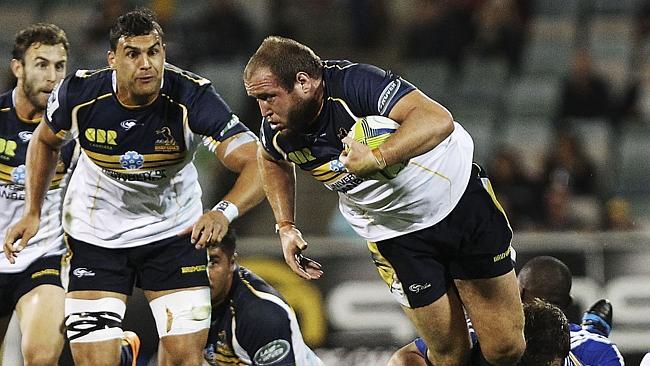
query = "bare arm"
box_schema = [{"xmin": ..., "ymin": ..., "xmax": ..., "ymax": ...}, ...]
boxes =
[
  {"xmin": 4, "ymin": 122, "xmax": 64, "ymax": 262},
  {"xmin": 184, "ymin": 133, "xmax": 265, "ymax": 248},
  {"xmin": 341, "ymin": 89, "xmax": 454, "ymax": 176},
  {"xmin": 258, "ymin": 145, "xmax": 322, "ymax": 280}
]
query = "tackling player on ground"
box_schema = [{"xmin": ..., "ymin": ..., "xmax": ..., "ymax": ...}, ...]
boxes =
[{"xmin": 203, "ymin": 229, "xmax": 322, "ymax": 366}]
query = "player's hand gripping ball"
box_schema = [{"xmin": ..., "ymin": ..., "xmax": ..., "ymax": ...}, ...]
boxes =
[{"xmin": 345, "ymin": 115, "xmax": 408, "ymax": 179}]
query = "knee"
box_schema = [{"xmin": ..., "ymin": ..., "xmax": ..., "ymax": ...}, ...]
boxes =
[
  {"xmin": 22, "ymin": 344, "xmax": 62, "ymax": 366},
  {"xmin": 481, "ymin": 336, "xmax": 526, "ymax": 366},
  {"xmin": 163, "ymin": 348, "xmax": 204, "ymax": 366}
]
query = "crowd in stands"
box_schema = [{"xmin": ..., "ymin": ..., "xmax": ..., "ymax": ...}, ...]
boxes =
[{"xmin": 1, "ymin": 0, "xmax": 648, "ymax": 234}]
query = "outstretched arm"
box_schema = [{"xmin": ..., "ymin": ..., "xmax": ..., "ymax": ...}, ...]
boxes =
[
  {"xmin": 185, "ymin": 132, "xmax": 265, "ymax": 248},
  {"xmin": 257, "ymin": 145, "xmax": 322, "ymax": 280},
  {"xmin": 4, "ymin": 122, "xmax": 64, "ymax": 262}
]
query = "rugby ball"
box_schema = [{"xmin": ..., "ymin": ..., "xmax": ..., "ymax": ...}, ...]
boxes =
[{"xmin": 346, "ymin": 115, "xmax": 408, "ymax": 179}]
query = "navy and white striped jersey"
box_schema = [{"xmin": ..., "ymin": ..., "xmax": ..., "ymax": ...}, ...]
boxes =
[
  {"xmin": 203, "ymin": 266, "xmax": 322, "ymax": 366},
  {"xmin": 259, "ymin": 60, "xmax": 474, "ymax": 242},
  {"xmin": 44, "ymin": 64, "xmax": 251, "ymax": 248},
  {"xmin": 0, "ymin": 89, "xmax": 75, "ymax": 272}
]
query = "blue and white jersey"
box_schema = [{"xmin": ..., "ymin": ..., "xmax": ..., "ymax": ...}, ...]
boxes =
[
  {"xmin": 259, "ymin": 60, "xmax": 474, "ymax": 242},
  {"xmin": 570, "ymin": 323, "xmax": 624, "ymax": 365},
  {"xmin": 44, "ymin": 64, "xmax": 251, "ymax": 248},
  {"xmin": 203, "ymin": 266, "xmax": 322, "ymax": 366},
  {"xmin": 0, "ymin": 89, "xmax": 75, "ymax": 272}
]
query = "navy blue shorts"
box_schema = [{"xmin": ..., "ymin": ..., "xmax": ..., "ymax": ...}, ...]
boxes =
[
  {"xmin": 368, "ymin": 164, "xmax": 514, "ymax": 308},
  {"xmin": 0, "ymin": 255, "xmax": 63, "ymax": 317},
  {"xmin": 66, "ymin": 235, "xmax": 209, "ymax": 295}
]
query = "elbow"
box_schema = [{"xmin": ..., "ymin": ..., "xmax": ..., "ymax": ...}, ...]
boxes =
[{"xmin": 438, "ymin": 110, "xmax": 454, "ymax": 138}]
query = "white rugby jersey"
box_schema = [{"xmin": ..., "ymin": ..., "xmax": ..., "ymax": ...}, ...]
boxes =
[
  {"xmin": 338, "ymin": 122, "xmax": 472, "ymax": 241},
  {"xmin": 260, "ymin": 60, "xmax": 473, "ymax": 241},
  {"xmin": 0, "ymin": 89, "xmax": 74, "ymax": 272},
  {"xmin": 45, "ymin": 65, "xmax": 250, "ymax": 248}
]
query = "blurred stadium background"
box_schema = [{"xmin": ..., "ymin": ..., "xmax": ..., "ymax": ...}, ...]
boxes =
[{"xmin": 1, "ymin": 0, "xmax": 650, "ymax": 364}]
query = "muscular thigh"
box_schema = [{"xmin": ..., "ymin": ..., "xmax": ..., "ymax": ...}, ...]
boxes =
[{"xmin": 454, "ymin": 270, "xmax": 524, "ymax": 349}]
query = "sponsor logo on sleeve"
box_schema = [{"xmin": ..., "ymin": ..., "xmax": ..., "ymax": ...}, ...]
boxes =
[
  {"xmin": 377, "ymin": 79, "xmax": 401, "ymax": 115},
  {"xmin": 253, "ymin": 339, "xmax": 291, "ymax": 365}
]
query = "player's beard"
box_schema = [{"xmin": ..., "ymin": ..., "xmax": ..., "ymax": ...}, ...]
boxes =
[
  {"xmin": 284, "ymin": 94, "xmax": 322, "ymax": 134},
  {"xmin": 21, "ymin": 75, "xmax": 48, "ymax": 111}
]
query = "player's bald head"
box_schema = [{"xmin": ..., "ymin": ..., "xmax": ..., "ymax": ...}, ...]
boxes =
[{"xmin": 518, "ymin": 256, "xmax": 572, "ymax": 312}]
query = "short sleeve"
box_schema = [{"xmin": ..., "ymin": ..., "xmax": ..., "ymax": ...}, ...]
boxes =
[
  {"xmin": 187, "ymin": 85, "xmax": 250, "ymax": 152},
  {"xmin": 44, "ymin": 77, "xmax": 75, "ymax": 141},
  {"xmin": 341, "ymin": 63, "xmax": 416, "ymax": 117},
  {"xmin": 259, "ymin": 121, "xmax": 284, "ymax": 161}
]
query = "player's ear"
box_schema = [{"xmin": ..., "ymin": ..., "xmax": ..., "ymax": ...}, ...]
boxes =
[
  {"xmin": 296, "ymin": 72, "xmax": 311, "ymax": 92},
  {"xmin": 10, "ymin": 59, "xmax": 23, "ymax": 79},
  {"xmin": 107, "ymin": 50, "xmax": 116, "ymax": 68},
  {"xmin": 230, "ymin": 253, "xmax": 237, "ymax": 270}
]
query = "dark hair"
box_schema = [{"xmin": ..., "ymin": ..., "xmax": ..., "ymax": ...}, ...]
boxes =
[
  {"xmin": 12, "ymin": 23, "xmax": 69, "ymax": 61},
  {"xmin": 518, "ymin": 256, "xmax": 573, "ymax": 311},
  {"xmin": 109, "ymin": 8, "xmax": 164, "ymax": 51},
  {"xmin": 518, "ymin": 299, "xmax": 570, "ymax": 366},
  {"xmin": 244, "ymin": 36, "xmax": 323, "ymax": 91},
  {"xmin": 210, "ymin": 228, "xmax": 237, "ymax": 258}
]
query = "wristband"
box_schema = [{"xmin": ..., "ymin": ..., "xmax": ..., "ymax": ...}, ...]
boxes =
[
  {"xmin": 371, "ymin": 148, "xmax": 387, "ymax": 169},
  {"xmin": 275, "ymin": 220, "xmax": 295, "ymax": 233},
  {"xmin": 212, "ymin": 200, "xmax": 239, "ymax": 223}
]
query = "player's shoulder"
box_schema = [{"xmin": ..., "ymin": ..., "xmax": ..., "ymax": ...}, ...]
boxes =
[
  {"xmin": 63, "ymin": 67, "xmax": 113, "ymax": 103},
  {"xmin": 162, "ymin": 63, "xmax": 212, "ymax": 101},
  {"xmin": 234, "ymin": 268, "xmax": 287, "ymax": 312}
]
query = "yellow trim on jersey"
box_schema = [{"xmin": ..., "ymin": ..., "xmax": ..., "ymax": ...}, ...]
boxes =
[
  {"xmin": 71, "ymin": 93, "xmax": 113, "ymax": 131},
  {"xmin": 164, "ymin": 64, "xmax": 210, "ymax": 86},
  {"xmin": 310, "ymin": 161, "xmax": 343, "ymax": 182},
  {"xmin": 0, "ymin": 163, "xmax": 14, "ymax": 175},
  {"xmin": 271, "ymin": 132, "xmax": 287, "ymax": 159},
  {"xmin": 479, "ymin": 175, "xmax": 513, "ymax": 232},
  {"xmin": 84, "ymin": 149, "xmax": 185, "ymax": 163},
  {"xmin": 55, "ymin": 130, "xmax": 68, "ymax": 139},
  {"xmin": 0, "ymin": 169, "xmax": 64, "ymax": 188},
  {"xmin": 17, "ymin": 115, "xmax": 41, "ymax": 124},
  {"xmin": 0, "ymin": 107, "xmax": 10, "ymax": 112},
  {"xmin": 327, "ymin": 97, "xmax": 358, "ymax": 120}
]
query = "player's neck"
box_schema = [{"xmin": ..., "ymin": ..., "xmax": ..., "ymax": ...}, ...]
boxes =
[
  {"xmin": 13, "ymin": 87, "xmax": 42, "ymax": 121},
  {"xmin": 115, "ymin": 86, "xmax": 158, "ymax": 108}
]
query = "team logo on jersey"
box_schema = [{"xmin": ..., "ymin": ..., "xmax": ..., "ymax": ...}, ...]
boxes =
[
  {"xmin": 119, "ymin": 151, "xmax": 145, "ymax": 170},
  {"xmin": 18, "ymin": 131, "xmax": 33, "ymax": 143},
  {"xmin": 155, "ymin": 126, "xmax": 180, "ymax": 152},
  {"xmin": 11, "ymin": 164, "xmax": 26, "ymax": 185},
  {"xmin": 253, "ymin": 339, "xmax": 291, "ymax": 365},
  {"xmin": 120, "ymin": 119, "xmax": 139, "ymax": 131}
]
